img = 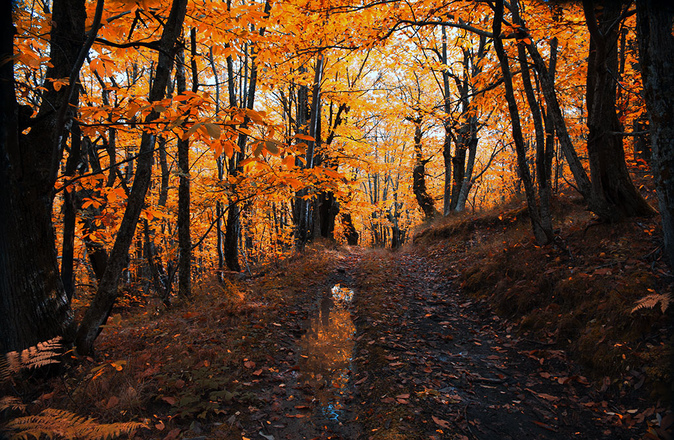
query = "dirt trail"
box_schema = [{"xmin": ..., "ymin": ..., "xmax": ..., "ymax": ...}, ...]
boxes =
[{"xmin": 240, "ymin": 246, "xmax": 653, "ymax": 440}]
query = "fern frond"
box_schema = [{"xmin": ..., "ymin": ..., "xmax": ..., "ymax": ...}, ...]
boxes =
[
  {"xmin": 0, "ymin": 396, "xmax": 26, "ymax": 414},
  {"xmin": 3, "ymin": 408, "xmax": 146, "ymax": 440},
  {"xmin": 1, "ymin": 337, "xmax": 62, "ymax": 383},
  {"xmin": 631, "ymin": 292, "xmax": 671, "ymax": 314}
]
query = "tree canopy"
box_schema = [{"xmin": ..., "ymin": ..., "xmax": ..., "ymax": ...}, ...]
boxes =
[{"xmin": 1, "ymin": 0, "xmax": 669, "ymax": 354}]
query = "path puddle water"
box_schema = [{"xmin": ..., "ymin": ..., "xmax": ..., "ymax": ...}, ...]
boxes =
[{"xmin": 298, "ymin": 285, "xmax": 356, "ymax": 422}]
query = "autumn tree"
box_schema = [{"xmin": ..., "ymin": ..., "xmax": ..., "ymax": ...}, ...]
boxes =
[
  {"xmin": 76, "ymin": 0, "xmax": 188, "ymax": 355},
  {"xmin": 583, "ymin": 0, "xmax": 654, "ymax": 220}
]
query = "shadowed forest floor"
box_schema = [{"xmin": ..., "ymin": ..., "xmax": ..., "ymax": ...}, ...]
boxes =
[{"xmin": 3, "ymin": 200, "xmax": 673, "ymax": 440}]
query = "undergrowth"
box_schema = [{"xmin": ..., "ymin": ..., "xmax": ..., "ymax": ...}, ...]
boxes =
[
  {"xmin": 0, "ymin": 338, "xmax": 146, "ymax": 440},
  {"xmin": 414, "ymin": 196, "xmax": 673, "ymax": 402}
]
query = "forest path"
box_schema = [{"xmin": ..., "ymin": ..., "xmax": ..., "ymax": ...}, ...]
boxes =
[{"xmin": 240, "ymin": 246, "xmax": 647, "ymax": 440}]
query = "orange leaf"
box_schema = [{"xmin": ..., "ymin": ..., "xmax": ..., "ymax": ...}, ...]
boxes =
[
  {"xmin": 432, "ymin": 416, "xmax": 451, "ymax": 429},
  {"xmin": 160, "ymin": 396, "xmax": 177, "ymax": 406},
  {"xmin": 294, "ymin": 133, "xmax": 314, "ymax": 141}
]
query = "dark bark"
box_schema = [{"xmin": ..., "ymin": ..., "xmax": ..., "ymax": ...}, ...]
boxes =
[
  {"xmin": 293, "ymin": 81, "xmax": 311, "ymax": 248},
  {"xmin": 450, "ymin": 143, "xmax": 466, "ymax": 210},
  {"xmin": 342, "ymin": 213, "xmax": 359, "ymax": 245},
  {"xmin": 493, "ymin": 0, "xmax": 550, "ymax": 245},
  {"xmin": 81, "ymin": 138, "xmax": 110, "ymax": 283},
  {"xmin": 315, "ymin": 102, "xmax": 349, "ymax": 239},
  {"xmin": 317, "ymin": 191, "xmax": 338, "ymax": 239},
  {"xmin": 224, "ymin": 0, "xmax": 271, "ymax": 268},
  {"xmin": 516, "ymin": 20, "xmax": 554, "ymax": 241},
  {"xmin": 224, "ymin": 206, "xmax": 241, "ymax": 272},
  {"xmin": 295, "ymin": 53, "xmax": 324, "ymax": 249},
  {"xmin": 583, "ymin": 0, "xmax": 655, "ymax": 220},
  {"xmin": 446, "ymin": 36, "xmax": 487, "ymax": 213},
  {"xmin": 441, "ymin": 26, "xmax": 453, "ymax": 217},
  {"xmin": 442, "ymin": 131, "xmax": 453, "ymax": 216},
  {"xmin": 75, "ymin": 0, "xmax": 188, "ymax": 355},
  {"xmin": 176, "ymin": 29, "xmax": 197, "ymax": 298},
  {"xmin": 526, "ymin": 37, "xmax": 593, "ymax": 201},
  {"xmin": 636, "ymin": 0, "xmax": 674, "ymax": 265},
  {"xmin": 0, "ymin": 0, "xmax": 89, "ymax": 353},
  {"xmin": 409, "ymin": 116, "xmax": 437, "ymax": 219},
  {"xmin": 541, "ymin": 38, "xmax": 558, "ymax": 235}
]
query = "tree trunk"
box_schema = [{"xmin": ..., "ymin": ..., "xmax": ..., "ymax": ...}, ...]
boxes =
[
  {"xmin": 454, "ymin": 131, "xmax": 478, "ymax": 212},
  {"xmin": 75, "ymin": 0, "xmax": 188, "ymax": 355},
  {"xmin": 0, "ymin": 0, "xmax": 90, "ymax": 353},
  {"xmin": 526, "ymin": 40, "xmax": 593, "ymax": 201},
  {"xmin": 224, "ymin": 205, "xmax": 242, "ymax": 272},
  {"xmin": 583, "ymin": 0, "xmax": 655, "ymax": 220},
  {"xmin": 636, "ymin": 0, "xmax": 674, "ymax": 265},
  {"xmin": 442, "ymin": 128, "xmax": 453, "ymax": 216},
  {"xmin": 224, "ymin": 0, "xmax": 270, "ymax": 267},
  {"xmin": 295, "ymin": 53, "xmax": 324, "ymax": 249},
  {"xmin": 516, "ymin": 25, "xmax": 554, "ymax": 239},
  {"xmin": 342, "ymin": 213, "xmax": 359, "ymax": 245},
  {"xmin": 441, "ymin": 26, "xmax": 454, "ymax": 217},
  {"xmin": 316, "ymin": 101, "xmax": 349, "ymax": 239},
  {"xmin": 176, "ymin": 29, "xmax": 197, "ymax": 298},
  {"xmin": 493, "ymin": 0, "xmax": 550, "ymax": 245},
  {"xmin": 409, "ymin": 116, "xmax": 437, "ymax": 219}
]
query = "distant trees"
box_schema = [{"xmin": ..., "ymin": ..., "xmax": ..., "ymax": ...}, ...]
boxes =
[{"xmin": 3, "ymin": 0, "xmax": 673, "ymax": 356}]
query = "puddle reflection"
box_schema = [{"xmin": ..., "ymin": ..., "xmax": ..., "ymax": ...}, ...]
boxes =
[
  {"xmin": 331, "ymin": 284, "xmax": 354, "ymax": 302},
  {"xmin": 298, "ymin": 285, "xmax": 356, "ymax": 422}
]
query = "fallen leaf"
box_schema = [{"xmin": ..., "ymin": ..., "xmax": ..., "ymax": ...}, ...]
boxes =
[
  {"xmin": 532, "ymin": 420, "xmax": 557, "ymax": 432},
  {"xmin": 160, "ymin": 396, "xmax": 177, "ymax": 405},
  {"xmin": 433, "ymin": 416, "xmax": 451, "ymax": 429},
  {"xmin": 106, "ymin": 396, "xmax": 119, "ymax": 409},
  {"xmin": 244, "ymin": 360, "xmax": 256, "ymax": 369},
  {"xmin": 537, "ymin": 393, "xmax": 559, "ymax": 402}
]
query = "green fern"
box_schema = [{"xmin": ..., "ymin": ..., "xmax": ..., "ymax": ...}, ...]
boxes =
[
  {"xmin": 631, "ymin": 292, "xmax": 671, "ymax": 314},
  {"xmin": 3, "ymin": 408, "xmax": 146, "ymax": 440}
]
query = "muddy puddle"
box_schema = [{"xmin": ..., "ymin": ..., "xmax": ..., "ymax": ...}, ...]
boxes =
[{"xmin": 297, "ymin": 284, "xmax": 356, "ymax": 423}]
